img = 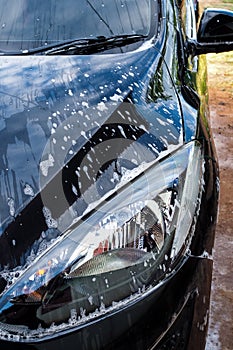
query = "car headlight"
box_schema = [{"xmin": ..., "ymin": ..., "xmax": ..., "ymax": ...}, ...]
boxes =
[{"xmin": 0, "ymin": 141, "xmax": 203, "ymax": 341}]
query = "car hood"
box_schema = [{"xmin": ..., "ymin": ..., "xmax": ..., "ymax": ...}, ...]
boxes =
[{"xmin": 0, "ymin": 47, "xmax": 183, "ymax": 269}]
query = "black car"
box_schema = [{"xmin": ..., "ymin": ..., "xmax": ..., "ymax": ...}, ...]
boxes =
[{"xmin": 0, "ymin": 1, "xmax": 232, "ymax": 349}]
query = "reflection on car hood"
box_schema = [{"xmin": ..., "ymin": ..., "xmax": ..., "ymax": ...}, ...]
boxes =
[{"xmin": 0, "ymin": 47, "xmax": 183, "ymax": 269}]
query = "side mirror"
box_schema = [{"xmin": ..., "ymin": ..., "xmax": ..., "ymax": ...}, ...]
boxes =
[{"xmin": 189, "ymin": 8, "xmax": 233, "ymax": 55}]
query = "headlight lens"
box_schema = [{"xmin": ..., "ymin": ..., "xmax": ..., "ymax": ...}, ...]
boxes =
[{"xmin": 0, "ymin": 141, "xmax": 203, "ymax": 341}]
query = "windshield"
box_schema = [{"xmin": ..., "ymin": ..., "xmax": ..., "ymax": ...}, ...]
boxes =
[{"xmin": 0, "ymin": 0, "xmax": 152, "ymax": 52}]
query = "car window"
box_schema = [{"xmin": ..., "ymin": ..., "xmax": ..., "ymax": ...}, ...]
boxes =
[{"xmin": 0, "ymin": 0, "xmax": 152, "ymax": 52}]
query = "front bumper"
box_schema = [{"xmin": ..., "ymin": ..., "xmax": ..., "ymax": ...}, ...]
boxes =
[{"xmin": 0, "ymin": 253, "xmax": 213, "ymax": 350}]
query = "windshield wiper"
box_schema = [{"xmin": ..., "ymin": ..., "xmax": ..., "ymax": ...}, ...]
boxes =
[
  {"xmin": 45, "ymin": 34, "xmax": 147, "ymax": 55},
  {"xmin": 0, "ymin": 34, "xmax": 146, "ymax": 56}
]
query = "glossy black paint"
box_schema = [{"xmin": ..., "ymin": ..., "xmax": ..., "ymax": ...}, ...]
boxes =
[
  {"xmin": 0, "ymin": 0, "xmax": 225, "ymax": 349},
  {"xmin": 0, "ymin": 49, "xmax": 182, "ymax": 269}
]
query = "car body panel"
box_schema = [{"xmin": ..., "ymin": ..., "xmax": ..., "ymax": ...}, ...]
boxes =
[
  {"xmin": 0, "ymin": 0, "xmax": 221, "ymax": 349},
  {"xmin": 0, "ymin": 47, "xmax": 183, "ymax": 269}
]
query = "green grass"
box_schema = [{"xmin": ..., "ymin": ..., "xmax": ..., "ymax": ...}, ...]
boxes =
[
  {"xmin": 200, "ymin": 0, "xmax": 233, "ymax": 10},
  {"xmin": 199, "ymin": 0, "xmax": 233, "ymax": 93},
  {"xmin": 207, "ymin": 51, "xmax": 233, "ymax": 92}
]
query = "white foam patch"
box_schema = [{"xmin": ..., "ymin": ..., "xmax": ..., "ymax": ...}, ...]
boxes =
[{"xmin": 40, "ymin": 154, "xmax": 55, "ymax": 177}]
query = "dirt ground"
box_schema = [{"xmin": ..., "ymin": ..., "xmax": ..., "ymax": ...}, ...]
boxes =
[
  {"xmin": 205, "ymin": 51, "xmax": 233, "ymax": 350},
  {"xmin": 200, "ymin": 2, "xmax": 233, "ymax": 347}
]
